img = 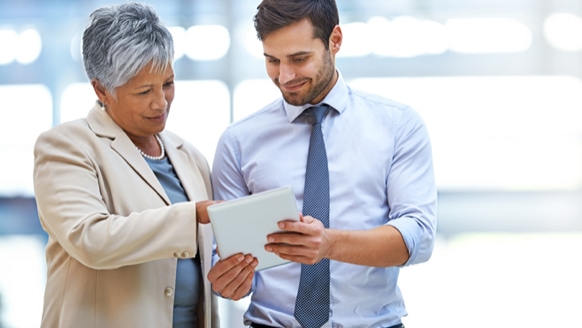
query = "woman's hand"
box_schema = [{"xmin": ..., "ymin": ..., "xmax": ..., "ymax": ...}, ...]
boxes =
[
  {"xmin": 207, "ymin": 253, "xmax": 257, "ymax": 300},
  {"xmin": 195, "ymin": 200, "xmax": 222, "ymax": 224}
]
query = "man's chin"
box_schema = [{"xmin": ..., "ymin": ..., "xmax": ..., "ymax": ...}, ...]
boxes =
[{"xmin": 282, "ymin": 93, "xmax": 306, "ymax": 106}]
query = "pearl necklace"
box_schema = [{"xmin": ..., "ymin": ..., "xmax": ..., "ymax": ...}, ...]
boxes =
[{"xmin": 136, "ymin": 134, "xmax": 165, "ymax": 160}]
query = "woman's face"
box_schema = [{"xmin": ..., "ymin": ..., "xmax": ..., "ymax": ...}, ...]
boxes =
[{"xmin": 102, "ymin": 62, "xmax": 175, "ymax": 140}]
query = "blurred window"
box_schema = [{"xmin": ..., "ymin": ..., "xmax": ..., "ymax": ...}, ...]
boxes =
[
  {"xmin": 350, "ymin": 76, "xmax": 582, "ymax": 191},
  {"xmin": 0, "ymin": 84, "xmax": 52, "ymax": 196}
]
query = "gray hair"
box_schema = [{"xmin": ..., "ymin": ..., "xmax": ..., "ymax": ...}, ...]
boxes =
[{"xmin": 82, "ymin": 2, "xmax": 174, "ymax": 96}]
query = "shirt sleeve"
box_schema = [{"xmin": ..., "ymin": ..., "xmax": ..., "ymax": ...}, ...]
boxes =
[
  {"xmin": 385, "ymin": 106, "xmax": 438, "ymax": 266},
  {"xmin": 210, "ymin": 128, "xmax": 249, "ymax": 265}
]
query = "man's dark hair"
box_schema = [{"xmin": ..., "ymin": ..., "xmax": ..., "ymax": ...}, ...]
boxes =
[{"xmin": 254, "ymin": 0, "xmax": 339, "ymax": 50}]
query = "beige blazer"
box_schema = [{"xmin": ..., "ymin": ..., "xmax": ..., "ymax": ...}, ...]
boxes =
[{"xmin": 33, "ymin": 104, "xmax": 219, "ymax": 328}]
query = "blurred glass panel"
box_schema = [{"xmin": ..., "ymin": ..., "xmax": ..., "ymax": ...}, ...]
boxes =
[
  {"xmin": 0, "ymin": 84, "xmax": 52, "ymax": 196},
  {"xmin": 0, "ymin": 27, "xmax": 42, "ymax": 65},
  {"xmin": 69, "ymin": 31, "xmax": 82, "ymax": 62},
  {"xmin": 350, "ymin": 76, "xmax": 582, "ymax": 191},
  {"xmin": 369, "ymin": 16, "xmax": 447, "ymax": 58},
  {"xmin": 167, "ymin": 80, "xmax": 230, "ymax": 165},
  {"xmin": 0, "ymin": 235, "xmax": 45, "ymax": 327},
  {"xmin": 15, "ymin": 27, "xmax": 42, "ymax": 64},
  {"xmin": 0, "ymin": 29, "xmax": 18, "ymax": 65},
  {"xmin": 233, "ymin": 79, "xmax": 279, "ymax": 122},
  {"xmin": 60, "ymin": 82, "xmax": 94, "ymax": 124},
  {"xmin": 400, "ymin": 233, "xmax": 582, "ymax": 327},
  {"xmin": 241, "ymin": 23, "xmax": 263, "ymax": 59},
  {"xmin": 185, "ymin": 25, "xmax": 230, "ymax": 61},
  {"xmin": 544, "ymin": 13, "xmax": 582, "ymax": 52},
  {"xmin": 169, "ymin": 26, "xmax": 187, "ymax": 60},
  {"xmin": 338, "ymin": 22, "xmax": 372, "ymax": 57},
  {"xmin": 445, "ymin": 18, "xmax": 532, "ymax": 54}
]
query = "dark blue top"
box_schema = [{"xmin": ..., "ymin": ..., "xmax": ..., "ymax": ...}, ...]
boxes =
[{"xmin": 145, "ymin": 156, "xmax": 201, "ymax": 328}]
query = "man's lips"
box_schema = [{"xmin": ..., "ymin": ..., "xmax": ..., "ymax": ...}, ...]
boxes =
[{"xmin": 280, "ymin": 80, "xmax": 307, "ymax": 92}]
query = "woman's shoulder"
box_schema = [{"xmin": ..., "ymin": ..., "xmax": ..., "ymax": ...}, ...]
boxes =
[{"xmin": 37, "ymin": 117, "xmax": 91, "ymax": 143}]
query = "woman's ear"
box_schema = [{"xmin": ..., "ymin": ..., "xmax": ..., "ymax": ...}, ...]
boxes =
[{"xmin": 91, "ymin": 79, "xmax": 108, "ymax": 105}]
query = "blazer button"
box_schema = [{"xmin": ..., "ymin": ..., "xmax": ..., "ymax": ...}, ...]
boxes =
[
  {"xmin": 173, "ymin": 251, "xmax": 181, "ymax": 258},
  {"xmin": 181, "ymin": 251, "xmax": 190, "ymax": 258},
  {"xmin": 164, "ymin": 287, "xmax": 174, "ymax": 297}
]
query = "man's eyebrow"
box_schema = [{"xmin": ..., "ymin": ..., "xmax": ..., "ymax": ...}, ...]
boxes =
[
  {"xmin": 264, "ymin": 51, "xmax": 313, "ymax": 58},
  {"xmin": 287, "ymin": 51, "xmax": 311, "ymax": 57}
]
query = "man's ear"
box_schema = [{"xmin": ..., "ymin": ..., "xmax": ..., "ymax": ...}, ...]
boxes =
[{"xmin": 329, "ymin": 25, "xmax": 343, "ymax": 54}]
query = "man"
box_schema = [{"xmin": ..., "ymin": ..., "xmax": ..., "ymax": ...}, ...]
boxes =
[{"xmin": 207, "ymin": 0, "xmax": 437, "ymax": 327}]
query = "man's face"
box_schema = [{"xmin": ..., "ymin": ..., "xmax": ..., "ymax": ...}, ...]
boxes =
[{"xmin": 262, "ymin": 18, "xmax": 340, "ymax": 106}]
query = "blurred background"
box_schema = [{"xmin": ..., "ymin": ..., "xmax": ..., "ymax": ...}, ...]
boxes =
[{"xmin": 1, "ymin": 0, "xmax": 582, "ymax": 327}]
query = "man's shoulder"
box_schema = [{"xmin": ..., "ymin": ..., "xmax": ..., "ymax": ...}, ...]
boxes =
[{"xmin": 347, "ymin": 85, "xmax": 410, "ymax": 111}]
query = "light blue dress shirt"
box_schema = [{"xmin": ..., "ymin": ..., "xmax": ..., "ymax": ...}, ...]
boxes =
[{"xmin": 211, "ymin": 72, "xmax": 437, "ymax": 328}]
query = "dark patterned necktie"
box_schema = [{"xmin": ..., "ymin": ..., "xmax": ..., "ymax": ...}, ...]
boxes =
[{"xmin": 294, "ymin": 104, "xmax": 330, "ymax": 328}]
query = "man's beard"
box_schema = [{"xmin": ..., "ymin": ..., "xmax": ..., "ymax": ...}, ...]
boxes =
[{"xmin": 278, "ymin": 51, "xmax": 335, "ymax": 106}]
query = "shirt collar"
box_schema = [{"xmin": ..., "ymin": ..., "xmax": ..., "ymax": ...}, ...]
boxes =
[{"xmin": 284, "ymin": 70, "xmax": 348, "ymax": 122}]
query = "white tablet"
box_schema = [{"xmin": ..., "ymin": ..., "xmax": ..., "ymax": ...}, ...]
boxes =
[{"xmin": 208, "ymin": 186, "xmax": 300, "ymax": 271}]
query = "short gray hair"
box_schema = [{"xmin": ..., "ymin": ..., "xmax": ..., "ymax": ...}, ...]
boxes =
[{"xmin": 82, "ymin": 2, "xmax": 174, "ymax": 96}]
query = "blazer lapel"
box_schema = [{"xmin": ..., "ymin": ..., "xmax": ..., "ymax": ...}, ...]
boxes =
[
  {"xmin": 162, "ymin": 134, "xmax": 209, "ymax": 203},
  {"xmin": 86, "ymin": 103, "xmax": 170, "ymax": 205}
]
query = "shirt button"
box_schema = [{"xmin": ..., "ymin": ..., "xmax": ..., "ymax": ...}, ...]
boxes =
[
  {"xmin": 164, "ymin": 287, "xmax": 174, "ymax": 297},
  {"xmin": 173, "ymin": 251, "xmax": 181, "ymax": 258},
  {"xmin": 181, "ymin": 251, "xmax": 190, "ymax": 258}
]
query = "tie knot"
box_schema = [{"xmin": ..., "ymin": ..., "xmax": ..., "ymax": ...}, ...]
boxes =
[{"xmin": 309, "ymin": 105, "xmax": 328, "ymax": 125}]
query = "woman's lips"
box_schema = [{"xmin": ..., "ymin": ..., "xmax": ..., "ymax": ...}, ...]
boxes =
[{"xmin": 147, "ymin": 111, "xmax": 167, "ymax": 123}]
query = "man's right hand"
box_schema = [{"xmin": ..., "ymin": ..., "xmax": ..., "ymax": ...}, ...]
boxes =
[{"xmin": 207, "ymin": 253, "xmax": 257, "ymax": 300}]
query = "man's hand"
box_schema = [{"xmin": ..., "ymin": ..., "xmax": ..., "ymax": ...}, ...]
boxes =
[
  {"xmin": 265, "ymin": 213, "xmax": 331, "ymax": 265},
  {"xmin": 207, "ymin": 253, "xmax": 257, "ymax": 300}
]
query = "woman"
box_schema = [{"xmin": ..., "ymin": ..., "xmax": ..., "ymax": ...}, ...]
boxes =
[{"xmin": 33, "ymin": 3, "xmax": 219, "ymax": 327}]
